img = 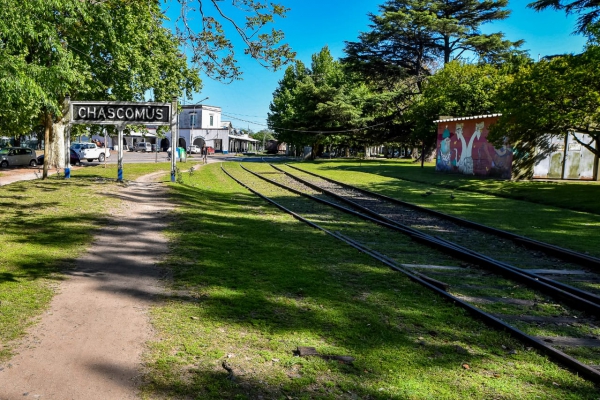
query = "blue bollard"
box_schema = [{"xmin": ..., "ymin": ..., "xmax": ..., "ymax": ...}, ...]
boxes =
[
  {"xmin": 64, "ymin": 168, "xmax": 70, "ymax": 179},
  {"xmin": 171, "ymin": 171, "xmax": 175, "ymax": 182},
  {"xmin": 118, "ymin": 168, "xmax": 123, "ymax": 181}
]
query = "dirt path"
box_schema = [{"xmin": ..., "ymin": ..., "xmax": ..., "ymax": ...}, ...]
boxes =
[{"xmin": 0, "ymin": 172, "xmax": 175, "ymax": 400}]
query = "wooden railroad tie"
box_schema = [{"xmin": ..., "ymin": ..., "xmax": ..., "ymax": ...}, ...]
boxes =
[{"xmin": 296, "ymin": 346, "xmax": 355, "ymax": 364}]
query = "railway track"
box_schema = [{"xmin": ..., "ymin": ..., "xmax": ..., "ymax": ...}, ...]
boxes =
[
  {"xmin": 258, "ymin": 163, "xmax": 600, "ymax": 305},
  {"xmin": 222, "ymin": 162, "xmax": 600, "ymax": 383},
  {"xmin": 271, "ymin": 163, "xmax": 600, "ymax": 298}
]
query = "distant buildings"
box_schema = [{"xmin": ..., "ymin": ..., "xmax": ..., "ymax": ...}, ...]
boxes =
[{"xmin": 88, "ymin": 103, "xmax": 259, "ymax": 153}]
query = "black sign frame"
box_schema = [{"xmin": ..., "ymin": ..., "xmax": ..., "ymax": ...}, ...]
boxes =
[{"xmin": 70, "ymin": 101, "xmax": 172, "ymax": 125}]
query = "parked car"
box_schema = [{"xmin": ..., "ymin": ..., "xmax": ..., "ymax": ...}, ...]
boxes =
[
  {"xmin": 36, "ymin": 149, "xmax": 81, "ymax": 166},
  {"xmin": 134, "ymin": 142, "xmax": 152, "ymax": 152},
  {"xmin": 187, "ymin": 145, "xmax": 200, "ymax": 154},
  {"xmin": 0, "ymin": 147, "xmax": 37, "ymax": 168},
  {"xmin": 70, "ymin": 143, "xmax": 86, "ymax": 151},
  {"xmin": 72, "ymin": 142, "xmax": 109, "ymax": 162}
]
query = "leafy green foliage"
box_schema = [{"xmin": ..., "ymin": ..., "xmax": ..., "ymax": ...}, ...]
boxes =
[
  {"xmin": 338, "ymin": 0, "xmax": 525, "ymax": 158},
  {"xmin": 407, "ymin": 61, "xmax": 510, "ymax": 152},
  {"xmin": 490, "ymin": 44, "xmax": 600, "ymax": 176},
  {"xmin": 249, "ymin": 129, "xmax": 275, "ymax": 144},
  {"xmin": 343, "ymin": 0, "xmax": 522, "ymax": 84},
  {"xmin": 268, "ymin": 47, "xmax": 372, "ymax": 156},
  {"xmin": 174, "ymin": 0, "xmax": 295, "ymax": 82},
  {"xmin": 1, "ymin": 0, "xmax": 295, "ymax": 176}
]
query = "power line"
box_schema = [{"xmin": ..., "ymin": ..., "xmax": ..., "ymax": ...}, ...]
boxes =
[
  {"xmin": 221, "ymin": 113, "xmax": 268, "ymax": 127},
  {"xmin": 221, "ymin": 113, "xmax": 389, "ymax": 134},
  {"xmin": 223, "ymin": 111, "xmax": 266, "ymax": 118}
]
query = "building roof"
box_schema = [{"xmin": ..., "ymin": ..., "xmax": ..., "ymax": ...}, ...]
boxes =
[
  {"xmin": 433, "ymin": 114, "xmax": 502, "ymax": 123},
  {"xmin": 181, "ymin": 104, "xmax": 221, "ymax": 111},
  {"xmin": 230, "ymin": 136, "xmax": 258, "ymax": 142}
]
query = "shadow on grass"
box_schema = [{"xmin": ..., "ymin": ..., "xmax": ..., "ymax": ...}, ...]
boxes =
[
  {"xmin": 314, "ymin": 161, "xmax": 600, "ymax": 215},
  {"xmin": 286, "ymin": 162, "xmax": 600, "ymax": 257},
  {"xmin": 0, "ymin": 272, "xmax": 18, "ymax": 283},
  {"xmin": 135, "ymin": 168, "xmax": 595, "ymax": 399},
  {"xmin": 2, "ymin": 167, "xmax": 590, "ymax": 397}
]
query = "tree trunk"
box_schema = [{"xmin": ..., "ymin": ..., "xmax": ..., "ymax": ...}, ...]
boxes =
[
  {"xmin": 444, "ymin": 35, "xmax": 450, "ymax": 64},
  {"xmin": 50, "ymin": 119, "xmax": 66, "ymax": 168},
  {"xmin": 421, "ymin": 142, "xmax": 425, "ymax": 168},
  {"xmin": 50, "ymin": 97, "xmax": 70, "ymax": 169}
]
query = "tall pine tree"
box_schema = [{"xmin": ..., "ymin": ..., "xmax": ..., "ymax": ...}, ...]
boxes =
[{"xmin": 343, "ymin": 0, "xmax": 521, "ymax": 87}]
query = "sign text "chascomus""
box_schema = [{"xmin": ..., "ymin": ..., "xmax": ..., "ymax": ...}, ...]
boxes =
[{"xmin": 70, "ymin": 102, "xmax": 171, "ymax": 125}]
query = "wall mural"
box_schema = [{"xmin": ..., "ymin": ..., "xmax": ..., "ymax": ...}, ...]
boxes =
[{"xmin": 435, "ymin": 117, "xmax": 512, "ymax": 179}]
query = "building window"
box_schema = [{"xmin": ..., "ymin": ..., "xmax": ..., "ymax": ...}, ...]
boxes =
[
  {"xmin": 190, "ymin": 113, "xmax": 197, "ymax": 128},
  {"xmin": 209, "ymin": 115, "xmax": 214, "ymax": 126}
]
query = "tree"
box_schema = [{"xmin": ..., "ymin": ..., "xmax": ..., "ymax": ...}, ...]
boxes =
[
  {"xmin": 268, "ymin": 47, "xmax": 369, "ymax": 158},
  {"xmin": 407, "ymin": 60, "xmax": 510, "ymax": 163},
  {"xmin": 250, "ymin": 129, "xmax": 275, "ymax": 151},
  {"xmin": 343, "ymin": 0, "xmax": 522, "ymax": 86},
  {"xmin": 528, "ymin": 0, "xmax": 600, "ymax": 34},
  {"xmin": 489, "ymin": 44, "xmax": 600, "ymax": 177},
  {"xmin": 0, "ymin": 0, "xmax": 294, "ymax": 178},
  {"xmin": 174, "ymin": 0, "xmax": 295, "ymax": 82},
  {"xmin": 341, "ymin": 0, "xmax": 523, "ymax": 165}
]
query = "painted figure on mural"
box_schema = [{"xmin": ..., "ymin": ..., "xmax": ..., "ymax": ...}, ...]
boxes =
[
  {"xmin": 455, "ymin": 122, "xmax": 482, "ymax": 175},
  {"xmin": 484, "ymin": 134, "xmax": 512, "ymax": 179},
  {"xmin": 487, "ymin": 141, "xmax": 512, "ymax": 179},
  {"xmin": 436, "ymin": 125, "xmax": 453, "ymax": 171}
]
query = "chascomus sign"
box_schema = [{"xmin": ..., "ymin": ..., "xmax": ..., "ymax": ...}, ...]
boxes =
[
  {"xmin": 70, "ymin": 101, "xmax": 171, "ymax": 125},
  {"xmin": 67, "ymin": 99, "xmax": 178, "ymax": 182}
]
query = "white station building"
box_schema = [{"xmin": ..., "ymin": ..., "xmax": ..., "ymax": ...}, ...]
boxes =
[{"xmin": 171, "ymin": 104, "xmax": 258, "ymax": 154}]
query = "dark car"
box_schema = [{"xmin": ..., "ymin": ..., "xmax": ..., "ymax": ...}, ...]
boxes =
[{"xmin": 36, "ymin": 149, "xmax": 81, "ymax": 166}]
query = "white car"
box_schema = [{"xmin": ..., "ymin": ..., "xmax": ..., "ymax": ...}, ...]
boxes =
[
  {"xmin": 134, "ymin": 142, "xmax": 152, "ymax": 152},
  {"xmin": 72, "ymin": 143, "xmax": 110, "ymax": 162},
  {"xmin": 187, "ymin": 145, "xmax": 200, "ymax": 154}
]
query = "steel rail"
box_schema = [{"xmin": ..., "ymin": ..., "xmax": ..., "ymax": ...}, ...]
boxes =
[
  {"xmin": 282, "ymin": 163, "xmax": 600, "ymax": 269},
  {"xmin": 221, "ymin": 163, "xmax": 600, "ymax": 383},
  {"xmin": 270, "ymin": 164, "xmax": 600, "ymax": 307},
  {"xmin": 244, "ymin": 162, "xmax": 600, "ymax": 315}
]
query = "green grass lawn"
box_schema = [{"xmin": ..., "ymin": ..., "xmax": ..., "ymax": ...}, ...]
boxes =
[
  {"xmin": 283, "ymin": 160, "xmax": 600, "ymax": 258},
  {"xmin": 140, "ymin": 162, "xmax": 598, "ymax": 399},
  {"xmin": 0, "ymin": 163, "xmax": 170, "ymax": 360},
  {"xmin": 300, "ymin": 159, "xmax": 600, "ymax": 215},
  {"xmin": 2, "ymin": 161, "xmax": 599, "ymax": 398}
]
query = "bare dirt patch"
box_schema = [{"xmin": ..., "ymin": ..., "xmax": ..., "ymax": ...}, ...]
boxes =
[{"xmin": 0, "ymin": 173, "xmax": 173, "ymax": 400}]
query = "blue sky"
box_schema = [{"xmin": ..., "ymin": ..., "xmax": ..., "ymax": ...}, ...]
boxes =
[{"xmin": 173, "ymin": 1, "xmax": 587, "ymax": 131}]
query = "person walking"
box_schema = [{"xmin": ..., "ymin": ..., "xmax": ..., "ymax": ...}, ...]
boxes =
[{"xmin": 201, "ymin": 144, "xmax": 208, "ymax": 164}]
